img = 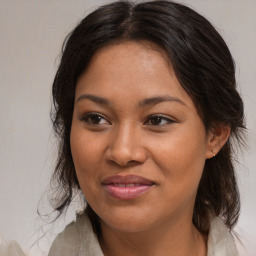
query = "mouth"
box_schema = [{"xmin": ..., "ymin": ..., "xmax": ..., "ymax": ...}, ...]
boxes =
[{"xmin": 102, "ymin": 175, "xmax": 155, "ymax": 200}]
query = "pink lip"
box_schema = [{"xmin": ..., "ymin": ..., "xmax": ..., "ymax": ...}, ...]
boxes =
[{"xmin": 102, "ymin": 175, "xmax": 155, "ymax": 200}]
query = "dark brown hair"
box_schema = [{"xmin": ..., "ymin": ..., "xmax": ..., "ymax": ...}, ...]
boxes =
[{"xmin": 49, "ymin": 0, "xmax": 245, "ymax": 234}]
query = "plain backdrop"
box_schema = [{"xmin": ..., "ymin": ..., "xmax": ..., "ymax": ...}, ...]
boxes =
[{"xmin": 0, "ymin": 0, "xmax": 255, "ymax": 255}]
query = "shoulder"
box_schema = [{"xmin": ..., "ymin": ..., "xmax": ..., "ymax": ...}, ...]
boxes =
[
  {"xmin": 207, "ymin": 217, "xmax": 239, "ymax": 256},
  {"xmin": 48, "ymin": 213, "xmax": 104, "ymax": 256},
  {"xmin": 48, "ymin": 213, "xmax": 86, "ymax": 256}
]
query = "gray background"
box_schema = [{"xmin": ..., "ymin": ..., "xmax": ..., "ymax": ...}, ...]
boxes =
[{"xmin": 0, "ymin": 0, "xmax": 255, "ymax": 255}]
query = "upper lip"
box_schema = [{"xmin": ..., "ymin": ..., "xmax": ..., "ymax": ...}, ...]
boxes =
[{"xmin": 102, "ymin": 175, "xmax": 155, "ymax": 185}]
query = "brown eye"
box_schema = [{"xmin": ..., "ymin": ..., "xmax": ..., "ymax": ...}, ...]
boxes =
[
  {"xmin": 150, "ymin": 116, "xmax": 163, "ymax": 125},
  {"xmin": 90, "ymin": 114, "xmax": 103, "ymax": 124},
  {"xmin": 146, "ymin": 115, "xmax": 174, "ymax": 126},
  {"xmin": 82, "ymin": 113, "xmax": 110, "ymax": 125}
]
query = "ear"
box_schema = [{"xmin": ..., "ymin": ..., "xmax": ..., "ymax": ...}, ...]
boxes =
[{"xmin": 205, "ymin": 125, "xmax": 231, "ymax": 159}]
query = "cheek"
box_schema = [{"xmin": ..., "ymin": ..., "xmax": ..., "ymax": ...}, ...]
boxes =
[
  {"xmin": 70, "ymin": 126, "xmax": 104, "ymax": 188},
  {"xmin": 70, "ymin": 121, "xmax": 106, "ymax": 163},
  {"xmin": 70, "ymin": 132, "xmax": 105, "ymax": 208},
  {"xmin": 152, "ymin": 133, "xmax": 206, "ymax": 170},
  {"xmin": 149, "ymin": 126, "xmax": 208, "ymax": 193}
]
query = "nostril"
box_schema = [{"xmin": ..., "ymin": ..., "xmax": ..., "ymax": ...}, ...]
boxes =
[
  {"xmin": 107, "ymin": 159, "xmax": 140, "ymax": 168},
  {"xmin": 126, "ymin": 160, "xmax": 142, "ymax": 167}
]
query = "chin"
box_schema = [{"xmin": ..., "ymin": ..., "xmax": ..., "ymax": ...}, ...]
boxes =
[{"xmin": 97, "ymin": 206, "xmax": 161, "ymax": 233}]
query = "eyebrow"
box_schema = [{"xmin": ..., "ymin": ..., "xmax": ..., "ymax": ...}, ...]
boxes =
[
  {"xmin": 139, "ymin": 96, "xmax": 186, "ymax": 107},
  {"xmin": 76, "ymin": 94, "xmax": 186, "ymax": 107},
  {"xmin": 76, "ymin": 94, "xmax": 110, "ymax": 105}
]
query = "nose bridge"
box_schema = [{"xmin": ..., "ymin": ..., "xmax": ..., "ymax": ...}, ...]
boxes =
[
  {"xmin": 107, "ymin": 121, "xmax": 146, "ymax": 166},
  {"xmin": 112, "ymin": 122, "xmax": 137, "ymax": 158}
]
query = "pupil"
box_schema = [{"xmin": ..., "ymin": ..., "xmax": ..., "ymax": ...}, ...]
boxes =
[
  {"xmin": 151, "ymin": 116, "xmax": 161, "ymax": 125},
  {"xmin": 91, "ymin": 115, "xmax": 101, "ymax": 124}
]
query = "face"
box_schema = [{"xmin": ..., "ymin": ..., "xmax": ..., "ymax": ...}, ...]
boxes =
[{"xmin": 70, "ymin": 41, "xmax": 213, "ymax": 233}]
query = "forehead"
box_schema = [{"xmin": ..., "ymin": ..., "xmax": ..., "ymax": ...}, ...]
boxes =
[
  {"xmin": 83, "ymin": 40, "xmax": 171, "ymax": 77},
  {"xmin": 76, "ymin": 41, "xmax": 194, "ymax": 108}
]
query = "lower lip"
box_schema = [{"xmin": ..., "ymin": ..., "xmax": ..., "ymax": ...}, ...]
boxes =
[{"xmin": 103, "ymin": 184, "xmax": 153, "ymax": 200}]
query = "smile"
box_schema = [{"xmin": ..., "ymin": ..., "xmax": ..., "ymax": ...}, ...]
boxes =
[{"xmin": 102, "ymin": 175, "xmax": 155, "ymax": 200}]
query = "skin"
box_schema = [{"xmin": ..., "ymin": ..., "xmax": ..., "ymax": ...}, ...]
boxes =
[{"xmin": 70, "ymin": 41, "xmax": 230, "ymax": 256}]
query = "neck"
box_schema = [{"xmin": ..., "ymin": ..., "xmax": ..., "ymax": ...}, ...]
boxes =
[{"xmin": 99, "ymin": 216, "xmax": 207, "ymax": 256}]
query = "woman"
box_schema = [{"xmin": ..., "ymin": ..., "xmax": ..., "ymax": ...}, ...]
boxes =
[
  {"xmin": 47, "ymin": 1, "xmax": 245, "ymax": 255},
  {"xmin": 1, "ymin": 0, "xmax": 245, "ymax": 255}
]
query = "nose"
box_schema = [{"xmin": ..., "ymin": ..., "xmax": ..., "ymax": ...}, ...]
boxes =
[{"xmin": 105, "ymin": 124, "xmax": 148, "ymax": 167}]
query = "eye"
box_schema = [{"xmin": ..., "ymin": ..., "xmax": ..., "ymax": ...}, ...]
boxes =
[
  {"xmin": 81, "ymin": 113, "xmax": 110, "ymax": 125},
  {"xmin": 145, "ymin": 115, "xmax": 174, "ymax": 126}
]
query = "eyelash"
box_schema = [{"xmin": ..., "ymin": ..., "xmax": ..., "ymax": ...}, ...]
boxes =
[
  {"xmin": 144, "ymin": 114, "xmax": 175, "ymax": 126},
  {"xmin": 80, "ymin": 113, "xmax": 175, "ymax": 127},
  {"xmin": 80, "ymin": 112, "xmax": 110, "ymax": 125}
]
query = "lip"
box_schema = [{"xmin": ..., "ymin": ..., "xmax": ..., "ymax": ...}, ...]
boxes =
[{"xmin": 102, "ymin": 175, "xmax": 155, "ymax": 200}]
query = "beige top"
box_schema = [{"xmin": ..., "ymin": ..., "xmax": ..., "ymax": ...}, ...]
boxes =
[
  {"xmin": 0, "ymin": 214, "xmax": 239, "ymax": 256},
  {"xmin": 48, "ymin": 214, "xmax": 239, "ymax": 256}
]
